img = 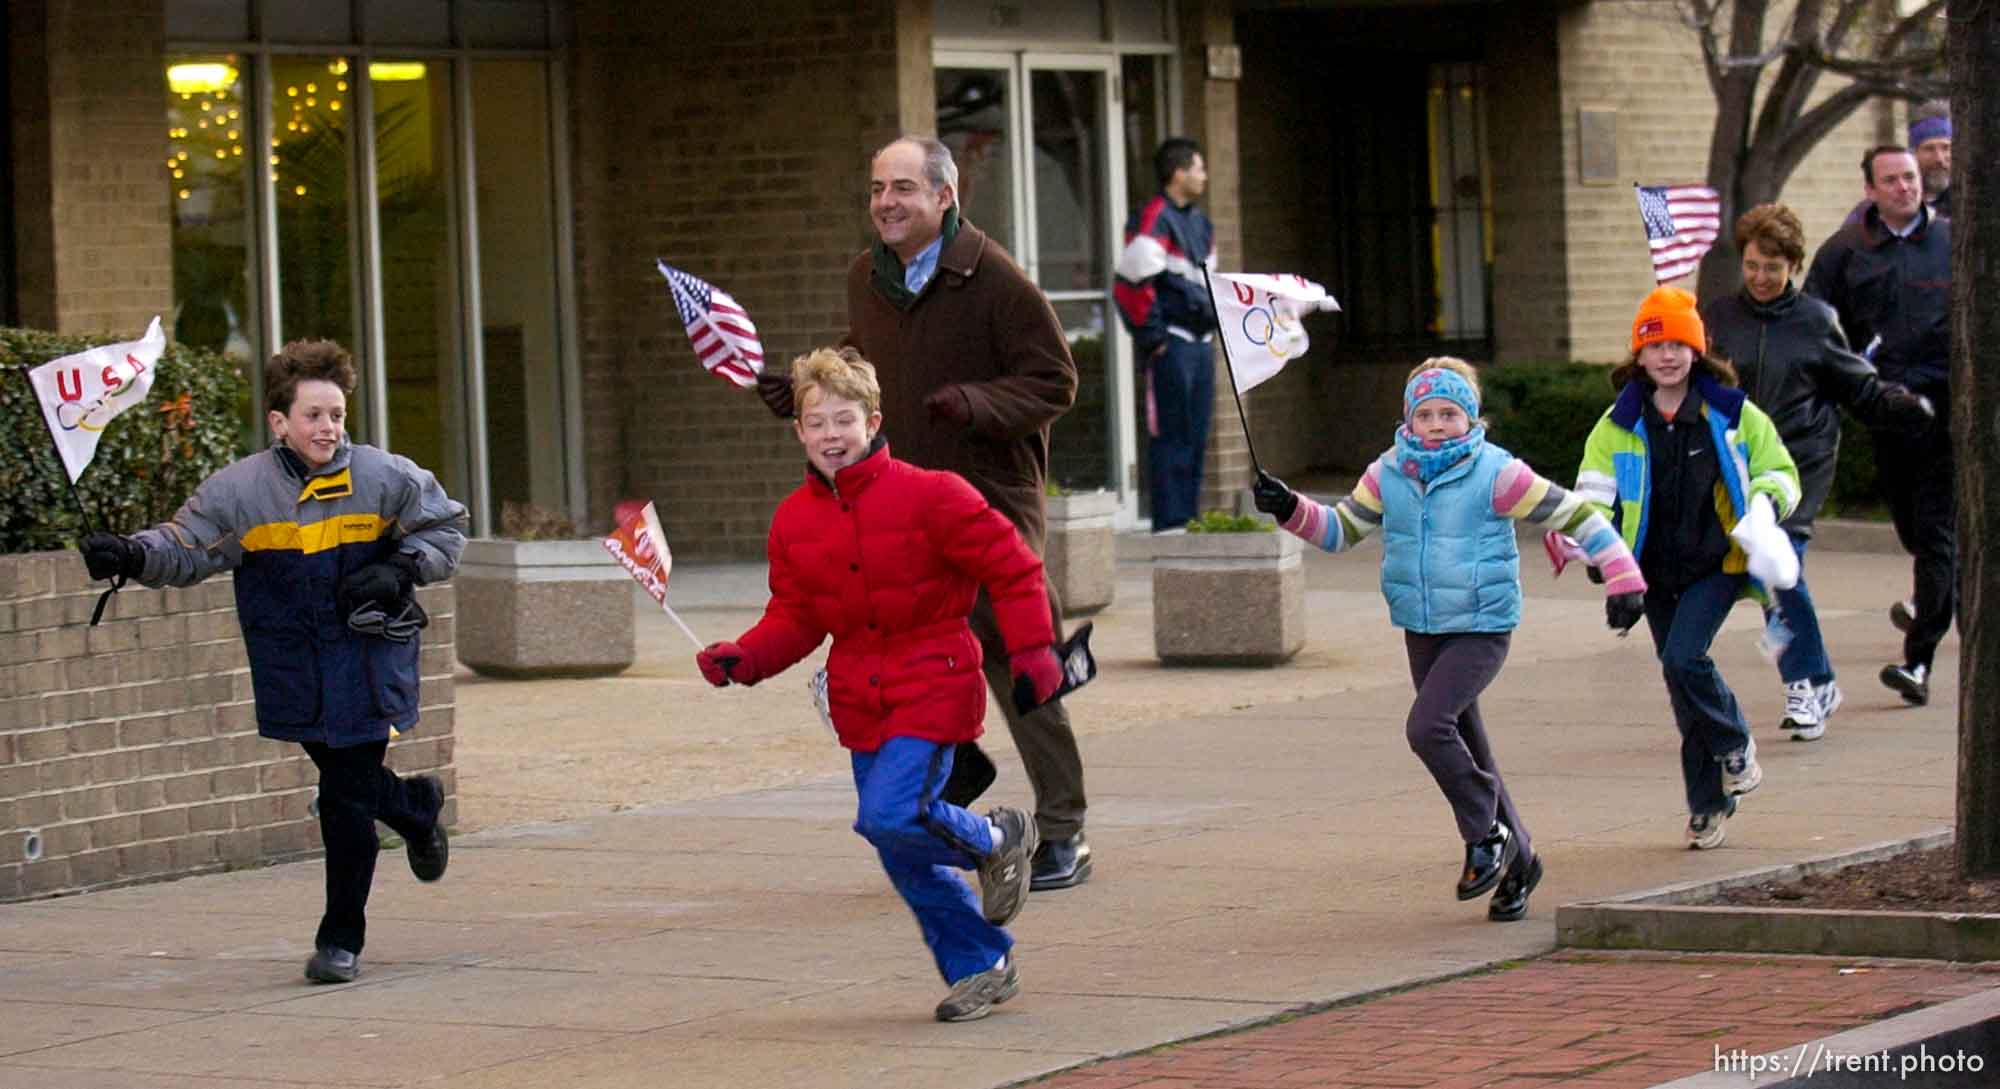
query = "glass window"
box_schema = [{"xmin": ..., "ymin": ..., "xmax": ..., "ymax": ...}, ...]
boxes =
[
  {"xmin": 937, "ymin": 67, "xmax": 1015, "ymax": 253},
  {"xmin": 462, "ymin": 0, "xmax": 551, "ymax": 48},
  {"xmin": 366, "ymin": 0, "xmax": 452, "ymax": 46},
  {"xmin": 271, "ymin": 56, "xmax": 361, "ymax": 423},
  {"xmin": 473, "ymin": 60, "xmax": 567, "ymax": 516},
  {"xmin": 1030, "ymin": 69, "xmax": 1108, "ymax": 291},
  {"xmin": 1047, "ymin": 299, "xmax": 1113, "ymax": 493},
  {"xmin": 1122, "ymin": 54, "xmax": 1165, "ymax": 209},
  {"xmin": 166, "ymin": 0, "xmax": 249, "ymax": 41},
  {"xmin": 165, "ymin": 54, "xmax": 259, "ymax": 445},
  {"xmin": 372, "ymin": 59, "xmax": 465, "ymax": 491},
  {"xmin": 263, "ymin": 4, "xmax": 353, "ymax": 44}
]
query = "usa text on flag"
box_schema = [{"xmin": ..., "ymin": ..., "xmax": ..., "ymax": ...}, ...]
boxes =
[
  {"xmin": 26, "ymin": 316, "xmax": 165, "ymax": 483},
  {"xmin": 1635, "ymin": 184, "xmax": 1721, "ymax": 284},
  {"xmin": 656, "ymin": 260, "xmax": 764, "ymax": 388}
]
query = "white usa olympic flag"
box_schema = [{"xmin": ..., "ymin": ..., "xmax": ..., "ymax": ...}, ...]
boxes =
[
  {"xmin": 1210, "ymin": 274, "xmax": 1340, "ymax": 394},
  {"xmin": 27, "ymin": 316, "xmax": 165, "ymax": 483}
]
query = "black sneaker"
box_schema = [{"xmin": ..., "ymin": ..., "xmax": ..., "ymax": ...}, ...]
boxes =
[
  {"xmin": 934, "ymin": 958, "xmax": 1019, "ymax": 1022},
  {"xmin": 978, "ymin": 807, "xmax": 1038, "ymax": 926},
  {"xmin": 1880, "ymin": 662, "xmax": 1929, "ymax": 706},
  {"xmin": 1488, "ymin": 853, "xmax": 1544, "ymax": 922},
  {"xmin": 1455, "ymin": 820, "xmax": 1516, "ymax": 901},
  {"xmin": 406, "ymin": 775, "xmax": 449, "ymax": 882},
  {"xmin": 304, "ymin": 945, "xmax": 360, "ymax": 984}
]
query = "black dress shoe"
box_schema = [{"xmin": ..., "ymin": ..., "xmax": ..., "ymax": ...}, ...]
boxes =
[
  {"xmin": 304, "ymin": 945, "xmax": 360, "ymax": 984},
  {"xmin": 1487, "ymin": 852, "xmax": 1544, "ymax": 922},
  {"xmin": 1029, "ymin": 831, "xmax": 1092, "ymax": 891},
  {"xmin": 1455, "ymin": 821, "xmax": 1516, "ymax": 901}
]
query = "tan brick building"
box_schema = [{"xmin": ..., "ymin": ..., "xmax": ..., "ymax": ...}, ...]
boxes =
[{"xmin": 7, "ymin": 0, "xmax": 1905, "ymax": 559}]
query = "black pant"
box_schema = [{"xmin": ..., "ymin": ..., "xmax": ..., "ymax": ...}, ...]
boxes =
[
  {"xmin": 970, "ymin": 583, "xmax": 1088, "ymax": 841},
  {"xmin": 301, "ymin": 740, "xmax": 441, "ymax": 955},
  {"xmin": 1874, "ymin": 414, "xmax": 1957, "ymax": 669},
  {"xmin": 1403, "ymin": 631, "xmax": 1529, "ymax": 854}
]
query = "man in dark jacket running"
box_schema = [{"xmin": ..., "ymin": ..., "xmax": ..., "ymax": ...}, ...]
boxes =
[{"xmin": 1803, "ymin": 146, "xmax": 1954, "ymax": 706}]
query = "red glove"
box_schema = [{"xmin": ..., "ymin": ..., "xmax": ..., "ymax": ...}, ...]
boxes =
[
  {"xmin": 1009, "ymin": 646, "xmax": 1063, "ymax": 713},
  {"xmin": 924, "ymin": 386, "xmax": 973, "ymax": 427},
  {"xmin": 696, "ymin": 641, "xmax": 759, "ymax": 687}
]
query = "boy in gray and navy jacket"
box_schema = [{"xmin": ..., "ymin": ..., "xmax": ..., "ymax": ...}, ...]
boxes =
[{"xmin": 80, "ymin": 339, "xmax": 466, "ymax": 985}]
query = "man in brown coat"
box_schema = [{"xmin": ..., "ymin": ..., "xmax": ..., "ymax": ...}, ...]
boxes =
[{"xmin": 759, "ymin": 136, "xmax": 1092, "ymax": 890}]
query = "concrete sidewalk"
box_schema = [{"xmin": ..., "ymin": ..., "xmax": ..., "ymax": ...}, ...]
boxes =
[{"xmin": 0, "ymin": 542, "xmax": 1970, "ymax": 1088}]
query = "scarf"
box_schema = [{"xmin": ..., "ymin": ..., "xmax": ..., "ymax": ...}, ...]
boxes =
[{"xmin": 1394, "ymin": 424, "xmax": 1486, "ymax": 485}]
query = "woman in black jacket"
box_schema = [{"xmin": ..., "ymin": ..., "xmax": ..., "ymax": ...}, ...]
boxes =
[{"xmin": 1699, "ymin": 203, "xmax": 1932, "ymax": 742}]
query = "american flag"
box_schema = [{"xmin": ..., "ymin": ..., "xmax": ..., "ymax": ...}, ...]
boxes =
[
  {"xmin": 1635, "ymin": 184, "xmax": 1722, "ymax": 284},
  {"xmin": 657, "ymin": 260, "xmax": 763, "ymax": 387}
]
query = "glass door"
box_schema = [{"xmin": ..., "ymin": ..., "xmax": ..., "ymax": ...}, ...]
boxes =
[{"xmin": 936, "ymin": 51, "xmax": 1134, "ymax": 517}]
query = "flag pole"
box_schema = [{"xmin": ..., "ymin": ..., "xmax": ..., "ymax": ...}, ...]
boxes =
[
  {"xmin": 660, "ymin": 601, "xmax": 705, "ymax": 650},
  {"xmin": 14, "ymin": 365, "xmax": 123, "ymax": 625},
  {"xmin": 1198, "ymin": 263, "xmax": 1262, "ymax": 473}
]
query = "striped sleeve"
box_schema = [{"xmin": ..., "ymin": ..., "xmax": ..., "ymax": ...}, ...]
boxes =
[
  {"xmin": 1280, "ymin": 462, "xmax": 1385, "ymax": 553},
  {"xmin": 1492, "ymin": 458, "xmax": 1645, "ymax": 596}
]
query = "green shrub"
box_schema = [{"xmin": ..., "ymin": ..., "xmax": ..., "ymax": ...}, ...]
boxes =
[
  {"xmin": 0, "ymin": 326, "xmax": 250, "ymax": 552},
  {"xmin": 1823, "ymin": 409, "xmax": 1887, "ymax": 520},
  {"xmin": 1481, "ymin": 360, "xmax": 1616, "ymax": 482},
  {"xmin": 1185, "ymin": 510, "xmax": 1269, "ymax": 533}
]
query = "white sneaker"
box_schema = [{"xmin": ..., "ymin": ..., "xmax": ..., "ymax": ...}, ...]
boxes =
[
  {"xmin": 1816, "ymin": 680, "xmax": 1844, "ymax": 720},
  {"xmin": 1687, "ymin": 808, "xmax": 1730, "ymax": 850},
  {"xmin": 1780, "ymin": 680, "xmax": 1824, "ymax": 741},
  {"xmin": 1722, "ymin": 739, "xmax": 1763, "ymax": 796}
]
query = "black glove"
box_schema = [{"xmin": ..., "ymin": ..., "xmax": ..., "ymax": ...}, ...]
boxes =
[
  {"xmin": 755, "ymin": 370, "xmax": 795, "ymax": 419},
  {"xmin": 1251, "ymin": 470, "xmax": 1298, "ymax": 522},
  {"xmin": 80, "ymin": 532, "xmax": 145, "ymax": 581},
  {"xmin": 1606, "ymin": 592, "xmax": 1645, "ymax": 634},
  {"xmin": 1878, "ymin": 383, "xmax": 1935, "ymax": 430},
  {"xmin": 339, "ymin": 553, "xmax": 420, "ymax": 615}
]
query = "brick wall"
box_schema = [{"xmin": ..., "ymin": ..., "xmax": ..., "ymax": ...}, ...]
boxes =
[
  {"xmin": 8, "ymin": 0, "xmax": 174, "ymax": 335},
  {"xmin": 1181, "ymin": 0, "xmax": 1246, "ymax": 513},
  {"xmin": 567, "ymin": 0, "xmax": 930, "ymax": 560},
  {"xmin": 1555, "ymin": 0, "xmax": 1892, "ymax": 361},
  {"xmin": 0, "ymin": 552, "xmax": 456, "ymax": 903}
]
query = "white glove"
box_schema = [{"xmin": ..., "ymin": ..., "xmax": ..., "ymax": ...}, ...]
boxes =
[{"xmin": 1730, "ymin": 493, "xmax": 1799, "ymax": 590}]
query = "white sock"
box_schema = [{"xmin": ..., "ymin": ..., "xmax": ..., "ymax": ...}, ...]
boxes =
[
  {"xmin": 988, "ymin": 819, "xmax": 1005, "ymax": 851},
  {"xmin": 993, "ymin": 955, "xmax": 1007, "ymax": 971}
]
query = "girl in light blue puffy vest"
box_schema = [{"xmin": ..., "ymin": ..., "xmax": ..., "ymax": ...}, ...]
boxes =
[{"xmin": 1251, "ymin": 358, "xmax": 1646, "ymax": 922}]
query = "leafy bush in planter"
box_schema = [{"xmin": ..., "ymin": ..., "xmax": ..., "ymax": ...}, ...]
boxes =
[
  {"xmin": 1185, "ymin": 511, "xmax": 1269, "ymax": 533},
  {"xmin": 0, "ymin": 326, "xmax": 249, "ymax": 553}
]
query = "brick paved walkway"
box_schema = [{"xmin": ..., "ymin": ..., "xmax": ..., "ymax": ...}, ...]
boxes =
[{"xmin": 1031, "ymin": 952, "xmax": 2000, "ymax": 1089}]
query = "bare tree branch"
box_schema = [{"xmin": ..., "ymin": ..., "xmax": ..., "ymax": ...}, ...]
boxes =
[{"xmin": 1772, "ymin": 80, "xmax": 1875, "ymax": 183}]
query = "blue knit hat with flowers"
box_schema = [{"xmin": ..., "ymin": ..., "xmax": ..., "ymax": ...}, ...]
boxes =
[{"xmin": 1403, "ymin": 366, "xmax": 1479, "ymax": 425}]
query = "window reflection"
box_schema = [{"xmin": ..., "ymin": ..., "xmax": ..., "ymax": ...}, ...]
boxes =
[
  {"xmin": 165, "ymin": 55, "xmax": 258, "ymax": 445},
  {"xmin": 272, "ymin": 56, "xmax": 360, "ymax": 427}
]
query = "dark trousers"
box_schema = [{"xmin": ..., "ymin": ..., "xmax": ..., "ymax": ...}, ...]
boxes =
[
  {"xmin": 302, "ymin": 740, "xmax": 441, "ymax": 955},
  {"xmin": 851, "ymin": 736, "xmax": 1009, "ymax": 984},
  {"xmin": 1874, "ymin": 417, "xmax": 1957, "ymax": 669},
  {"xmin": 1641, "ymin": 573, "xmax": 1754, "ymax": 817},
  {"xmin": 1403, "ymin": 631, "xmax": 1530, "ymax": 856},
  {"xmin": 971, "ymin": 583, "xmax": 1087, "ymax": 841},
  {"xmin": 1147, "ymin": 337, "xmax": 1215, "ymax": 531}
]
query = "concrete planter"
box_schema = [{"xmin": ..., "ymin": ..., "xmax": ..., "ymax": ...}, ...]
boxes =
[
  {"xmin": 1151, "ymin": 528, "xmax": 1304, "ymax": 666},
  {"xmin": 455, "ymin": 538, "xmax": 635, "ymax": 678},
  {"xmin": 1044, "ymin": 490, "xmax": 1118, "ymax": 617}
]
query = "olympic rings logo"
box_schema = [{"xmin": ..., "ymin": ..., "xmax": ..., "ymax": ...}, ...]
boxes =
[{"xmin": 47, "ymin": 354, "xmax": 150, "ymax": 433}]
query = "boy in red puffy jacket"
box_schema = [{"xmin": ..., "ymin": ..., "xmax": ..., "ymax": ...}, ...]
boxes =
[{"xmin": 696, "ymin": 347, "xmax": 1064, "ymax": 1023}]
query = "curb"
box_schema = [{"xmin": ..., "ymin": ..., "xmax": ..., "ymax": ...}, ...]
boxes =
[{"xmin": 1555, "ymin": 830, "xmax": 2000, "ymax": 961}]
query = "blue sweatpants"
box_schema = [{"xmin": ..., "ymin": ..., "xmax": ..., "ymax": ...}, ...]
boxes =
[
  {"xmin": 851, "ymin": 736, "xmax": 1010, "ymax": 984},
  {"xmin": 1148, "ymin": 337, "xmax": 1215, "ymax": 532}
]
